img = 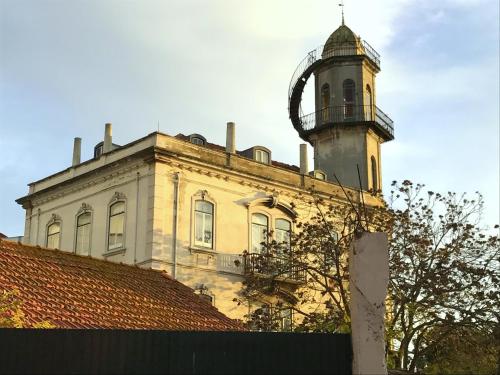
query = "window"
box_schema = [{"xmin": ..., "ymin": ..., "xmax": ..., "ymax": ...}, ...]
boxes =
[
  {"xmin": 371, "ymin": 156, "xmax": 378, "ymax": 191},
  {"xmin": 278, "ymin": 308, "xmax": 293, "ymax": 332},
  {"xmin": 255, "ymin": 149, "xmax": 270, "ymax": 164},
  {"xmin": 321, "ymin": 84, "xmax": 330, "ymax": 122},
  {"xmin": 251, "ymin": 214, "xmax": 268, "ymax": 253},
  {"xmin": 189, "ymin": 134, "xmax": 206, "ymax": 146},
  {"xmin": 324, "ymin": 231, "xmax": 339, "ymax": 268},
  {"xmin": 343, "ymin": 79, "xmax": 355, "ymax": 118},
  {"xmin": 93, "ymin": 143, "xmax": 103, "ymax": 158},
  {"xmin": 366, "ymin": 84, "xmax": 373, "ymax": 121},
  {"xmin": 46, "ymin": 222, "xmax": 61, "ymax": 249},
  {"xmin": 275, "ymin": 219, "xmax": 291, "ymax": 255},
  {"xmin": 108, "ymin": 201, "xmax": 125, "ymax": 250},
  {"xmin": 194, "ymin": 200, "xmax": 214, "ymax": 248},
  {"xmin": 314, "ymin": 170, "xmax": 326, "ymax": 180},
  {"xmin": 75, "ymin": 212, "xmax": 91, "ymax": 255}
]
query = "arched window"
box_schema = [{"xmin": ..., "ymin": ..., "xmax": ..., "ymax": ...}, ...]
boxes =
[
  {"xmin": 275, "ymin": 219, "xmax": 291, "ymax": 255},
  {"xmin": 343, "ymin": 79, "xmax": 355, "ymax": 118},
  {"xmin": 251, "ymin": 214, "xmax": 268, "ymax": 253},
  {"xmin": 321, "ymin": 84, "xmax": 330, "ymax": 122},
  {"xmin": 189, "ymin": 133, "xmax": 206, "ymax": 146},
  {"xmin": 75, "ymin": 212, "xmax": 91, "ymax": 255},
  {"xmin": 194, "ymin": 200, "xmax": 214, "ymax": 249},
  {"xmin": 371, "ymin": 156, "xmax": 378, "ymax": 191},
  {"xmin": 46, "ymin": 222, "xmax": 61, "ymax": 249},
  {"xmin": 366, "ymin": 84, "xmax": 373, "ymax": 121},
  {"xmin": 108, "ymin": 201, "xmax": 125, "ymax": 250}
]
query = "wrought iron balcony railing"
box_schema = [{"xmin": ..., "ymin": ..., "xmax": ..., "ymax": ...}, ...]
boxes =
[
  {"xmin": 243, "ymin": 253, "xmax": 306, "ymax": 283},
  {"xmin": 299, "ymin": 105, "xmax": 394, "ymax": 140}
]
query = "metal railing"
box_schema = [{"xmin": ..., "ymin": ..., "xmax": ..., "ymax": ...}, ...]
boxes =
[
  {"xmin": 243, "ymin": 253, "xmax": 306, "ymax": 283},
  {"xmin": 288, "ymin": 47, "xmax": 321, "ymax": 102},
  {"xmin": 288, "ymin": 40, "xmax": 381, "ymax": 104},
  {"xmin": 299, "ymin": 105, "xmax": 394, "ymax": 139}
]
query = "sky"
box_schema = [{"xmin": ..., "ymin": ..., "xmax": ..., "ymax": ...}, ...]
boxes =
[{"xmin": 0, "ymin": 0, "xmax": 498, "ymax": 236}]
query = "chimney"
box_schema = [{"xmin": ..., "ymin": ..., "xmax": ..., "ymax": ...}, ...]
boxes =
[
  {"xmin": 103, "ymin": 123, "xmax": 112, "ymax": 153},
  {"xmin": 72, "ymin": 137, "xmax": 82, "ymax": 166},
  {"xmin": 226, "ymin": 122, "xmax": 235, "ymax": 154},
  {"xmin": 300, "ymin": 144, "xmax": 308, "ymax": 175}
]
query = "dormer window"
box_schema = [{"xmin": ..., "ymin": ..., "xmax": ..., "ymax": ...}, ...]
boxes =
[
  {"xmin": 94, "ymin": 142, "xmax": 103, "ymax": 158},
  {"xmin": 189, "ymin": 134, "xmax": 206, "ymax": 146},
  {"xmin": 310, "ymin": 170, "xmax": 327, "ymax": 181},
  {"xmin": 255, "ymin": 149, "xmax": 270, "ymax": 164}
]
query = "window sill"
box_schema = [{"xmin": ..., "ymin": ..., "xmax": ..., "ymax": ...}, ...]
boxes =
[
  {"xmin": 103, "ymin": 247, "xmax": 126, "ymax": 257},
  {"xmin": 189, "ymin": 246, "xmax": 217, "ymax": 256}
]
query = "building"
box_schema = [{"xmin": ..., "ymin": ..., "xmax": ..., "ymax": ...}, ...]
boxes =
[
  {"xmin": 15, "ymin": 22, "xmax": 394, "ymax": 325},
  {"xmin": 0, "ymin": 238, "xmax": 244, "ymax": 330}
]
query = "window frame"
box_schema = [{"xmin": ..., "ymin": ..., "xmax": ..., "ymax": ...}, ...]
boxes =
[
  {"xmin": 189, "ymin": 134, "xmax": 207, "ymax": 146},
  {"xmin": 190, "ymin": 191, "xmax": 217, "ymax": 252},
  {"xmin": 46, "ymin": 218, "xmax": 62, "ymax": 249},
  {"xmin": 193, "ymin": 199, "xmax": 215, "ymax": 249},
  {"xmin": 105, "ymin": 194, "xmax": 127, "ymax": 254},
  {"xmin": 371, "ymin": 155, "xmax": 378, "ymax": 191},
  {"xmin": 74, "ymin": 208, "xmax": 92, "ymax": 256},
  {"xmin": 275, "ymin": 218, "xmax": 292, "ymax": 256},
  {"xmin": 343, "ymin": 79, "xmax": 356, "ymax": 118},
  {"xmin": 250, "ymin": 212, "xmax": 270, "ymax": 254},
  {"xmin": 254, "ymin": 149, "xmax": 270, "ymax": 164}
]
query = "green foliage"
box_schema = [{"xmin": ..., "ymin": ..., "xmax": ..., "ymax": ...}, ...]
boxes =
[
  {"xmin": 236, "ymin": 181, "xmax": 499, "ymax": 372},
  {"xmin": 0, "ymin": 289, "xmax": 55, "ymax": 329}
]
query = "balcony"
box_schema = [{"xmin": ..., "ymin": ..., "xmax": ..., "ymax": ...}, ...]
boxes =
[
  {"xmin": 243, "ymin": 253, "xmax": 306, "ymax": 284},
  {"xmin": 299, "ymin": 105, "xmax": 394, "ymax": 141}
]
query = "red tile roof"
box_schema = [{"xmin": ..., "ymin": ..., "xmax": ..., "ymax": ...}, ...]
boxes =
[{"xmin": 0, "ymin": 239, "xmax": 245, "ymax": 330}]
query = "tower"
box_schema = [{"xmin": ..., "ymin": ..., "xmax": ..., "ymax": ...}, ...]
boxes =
[{"xmin": 288, "ymin": 23, "xmax": 394, "ymax": 192}]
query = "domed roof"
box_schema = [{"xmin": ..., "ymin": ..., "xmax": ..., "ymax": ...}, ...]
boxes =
[{"xmin": 322, "ymin": 24, "xmax": 361, "ymax": 57}]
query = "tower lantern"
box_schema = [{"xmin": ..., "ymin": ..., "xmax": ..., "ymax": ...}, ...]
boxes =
[{"xmin": 288, "ymin": 23, "xmax": 394, "ymax": 192}]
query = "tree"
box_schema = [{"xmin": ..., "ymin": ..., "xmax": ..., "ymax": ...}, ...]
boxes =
[
  {"xmin": 0, "ymin": 288, "xmax": 55, "ymax": 328},
  {"xmin": 422, "ymin": 325, "xmax": 499, "ymax": 374},
  {"xmin": 236, "ymin": 181, "xmax": 499, "ymax": 372}
]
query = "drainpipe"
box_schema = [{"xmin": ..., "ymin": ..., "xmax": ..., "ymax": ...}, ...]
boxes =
[
  {"xmin": 133, "ymin": 172, "xmax": 140, "ymax": 264},
  {"xmin": 35, "ymin": 208, "xmax": 41, "ymax": 245},
  {"xmin": 172, "ymin": 172, "xmax": 180, "ymax": 279}
]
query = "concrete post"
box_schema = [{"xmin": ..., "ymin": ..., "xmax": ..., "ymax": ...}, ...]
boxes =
[
  {"xmin": 349, "ymin": 232, "xmax": 389, "ymax": 375},
  {"xmin": 300, "ymin": 144, "xmax": 308, "ymax": 175},
  {"xmin": 226, "ymin": 122, "xmax": 235, "ymax": 154},
  {"xmin": 72, "ymin": 137, "xmax": 82, "ymax": 166},
  {"xmin": 103, "ymin": 123, "xmax": 112, "ymax": 153}
]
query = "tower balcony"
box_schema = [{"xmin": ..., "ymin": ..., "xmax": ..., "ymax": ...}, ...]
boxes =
[
  {"xmin": 243, "ymin": 253, "xmax": 306, "ymax": 284},
  {"xmin": 299, "ymin": 105, "xmax": 394, "ymax": 141}
]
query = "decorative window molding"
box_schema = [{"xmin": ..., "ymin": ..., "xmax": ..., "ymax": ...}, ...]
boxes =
[
  {"xmin": 247, "ymin": 195, "xmax": 298, "ymax": 219},
  {"xmin": 47, "ymin": 213, "xmax": 62, "ymax": 225},
  {"xmin": 76, "ymin": 202, "xmax": 93, "ymax": 216},
  {"xmin": 105, "ymin": 193, "xmax": 127, "ymax": 254},
  {"xmin": 46, "ymin": 214, "xmax": 62, "ymax": 249},
  {"xmin": 109, "ymin": 191, "xmax": 126, "ymax": 205},
  {"xmin": 190, "ymin": 190, "xmax": 216, "ymax": 252},
  {"xmin": 75, "ymin": 203, "xmax": 93, "ymax": 256}
]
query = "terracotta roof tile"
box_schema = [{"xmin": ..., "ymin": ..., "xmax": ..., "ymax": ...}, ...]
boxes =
[{"xmin": 0, "ymin": 239, "xmax": 245, "ymax": 331}]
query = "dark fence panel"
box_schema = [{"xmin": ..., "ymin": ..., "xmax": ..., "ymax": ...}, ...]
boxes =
[{"xmin": 0, "ymin": 329, "xmax": 352, "ymax": 375}]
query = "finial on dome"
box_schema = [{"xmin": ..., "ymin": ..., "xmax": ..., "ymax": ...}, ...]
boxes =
[{"xmin": 339, "ymin": 0, "xmax": 345, "ymax": 25}]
